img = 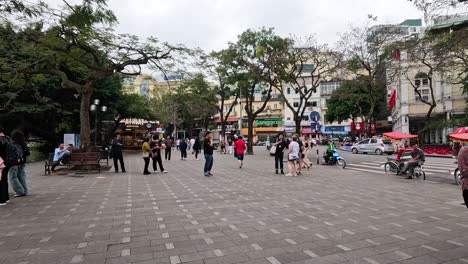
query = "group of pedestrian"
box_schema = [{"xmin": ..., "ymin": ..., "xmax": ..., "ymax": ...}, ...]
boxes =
[
  {"xmin": 141, "ymin": 135, "xmax": 168, "ymax": 175},
  {"xmin": 272, "ymin": 133, "xmax": 313, "ymax": 177},
  {"xmin": 0, "ymin": 127, "xmax": 30, "ymax": 206}
]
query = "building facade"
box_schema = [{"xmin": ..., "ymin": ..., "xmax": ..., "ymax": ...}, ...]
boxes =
[{"xmin": 387, "ymin": 16, "xmax": 467, "ymax": 144}]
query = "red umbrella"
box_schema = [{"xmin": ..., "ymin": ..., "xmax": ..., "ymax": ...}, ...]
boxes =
[
  {"xmin": 383, "ymin": 131, "xmax": 418, "ymax": 140},
  {"xmin": 450, "ymin": 133, "xmax": 468, "ymax": 142},
  {"xmin": 452, "ymin": 127, "xmax": 468, "ymax": 134}
]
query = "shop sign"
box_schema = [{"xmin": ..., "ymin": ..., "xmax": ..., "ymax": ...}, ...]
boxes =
[{"xmin": 256, "ymin": 119, "xmax": 284, "ymax": 126}]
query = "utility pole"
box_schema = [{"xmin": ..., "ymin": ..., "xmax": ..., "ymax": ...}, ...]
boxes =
[{"xmin": 238, "ymin": 82, "xmax": 242, "ymax": 133}]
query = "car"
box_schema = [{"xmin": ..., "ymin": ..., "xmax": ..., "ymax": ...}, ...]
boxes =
[{"xmin": 351, "ymin": 138, "xmax": 394, "ymax": 155}]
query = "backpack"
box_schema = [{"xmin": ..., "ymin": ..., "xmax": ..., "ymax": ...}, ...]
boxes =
[{"xmin": 4, "ymin": 142, "xmax": 24, "ymax": 166}]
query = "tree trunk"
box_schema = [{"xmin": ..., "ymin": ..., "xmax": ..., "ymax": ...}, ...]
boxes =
[
  {"xmin": 247, "ymin": 116, "xmax": 254, "ymax": 155},
  {"xmin": 79, "ymin": 82, "xmax": 94, "ymax": 150},
  {"xmin": 294, "ymin": 115, "xmax": 302, "ymax": 135},
  {"xmin": 221, "ymin": 122, "xmax": 226, "ymax": 147}
]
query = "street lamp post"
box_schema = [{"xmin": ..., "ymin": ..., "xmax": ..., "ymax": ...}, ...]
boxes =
[
  {"xmin": 238, "ymin": 82, "xmax": 242, "ymax": 132},
  {"xmin": 90, "ymin": 99, "xmax": 107, "ymax": 147}
]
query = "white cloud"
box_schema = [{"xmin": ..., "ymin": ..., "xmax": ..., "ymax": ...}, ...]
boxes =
[{"xmin": 109, "ymin": 0, "xmax": 423, "ymax": 52}]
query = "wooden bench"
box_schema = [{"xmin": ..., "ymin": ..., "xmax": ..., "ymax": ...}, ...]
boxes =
[{"xmin": 44, "ymin": 152, "xmax": 101, "ymax": 175}]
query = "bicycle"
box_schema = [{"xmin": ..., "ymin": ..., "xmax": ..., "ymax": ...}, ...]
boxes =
[{"xmin": 384, "ymin": 158, "xmax": 426, "ymax": 180}]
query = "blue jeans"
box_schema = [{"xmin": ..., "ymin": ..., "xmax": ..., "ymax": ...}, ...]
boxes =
[
  {"xmin": 9, "ymin": 164, "xmax": 28, "ymax": 195},
  {"xmin": 204, "ymin": 154, "xmax": 213, "ymax": 173}
]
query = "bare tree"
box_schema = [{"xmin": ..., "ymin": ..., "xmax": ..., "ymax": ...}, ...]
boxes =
[
  {"xmin": 277, "ymin": 36, "xmax": 341, "ymax": 134},
  {"xmin": 339, "ymin": 22, "xmax": 399, "ymax": 135}
]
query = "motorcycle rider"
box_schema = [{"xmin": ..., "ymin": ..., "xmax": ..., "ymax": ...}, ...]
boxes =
[
  {"xmin": 400, "ymin": 143, "xmax": 425, "ymax": 179},
  {"xmin": 323, "ymin": 141, "xmax": 336, "ymax": 164}
]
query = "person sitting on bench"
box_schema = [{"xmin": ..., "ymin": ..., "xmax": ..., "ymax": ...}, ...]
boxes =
[{"xmin": 51, "ymin": 143, "xmax": 71, "ymax": 172}]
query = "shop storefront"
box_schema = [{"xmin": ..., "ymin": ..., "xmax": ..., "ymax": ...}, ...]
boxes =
[{"xmin": 322, "ymin": 125, "xmax": 350, "ymax": 138}]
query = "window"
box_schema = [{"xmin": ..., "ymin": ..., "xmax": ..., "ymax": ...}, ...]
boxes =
[
  {"xmin": 287, "ymin": 88, "xmax": 291, "ymax": 94},
  {"xmin": 415, "ymin": 78, "xmax": 430, "ymax": 102},
  {"xmin": 295, "ymin": 89, "xmax": 299, "ymax": 94},
  {"xmin": 312, "ymin": 101, "xmax": 317, "ymax": 107},
  {"xmin": 140, "ymin": 79, "xmax": 150, "ymax": 96},
  {"xmin": 370, "ymin": 139, "xmax": 377, "ymax": 143},
  {"xmin": 274, "ymin": 104, "xmax": 277, "ymax": 109},
  {"xmin": 302, "ymin": 116, "xmax": 309, "ymax": 121},
  {"xmin": 293, "ymin": 102, "xmax": 299, "ymax": 107},
  {"xmin": 320, "ymin": 81, "xmax": 341, "ymax": 95}
]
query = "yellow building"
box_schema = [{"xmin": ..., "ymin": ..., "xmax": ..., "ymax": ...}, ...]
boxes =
[{"xmin": 122, "ymin": 74, "xmax": 185, "ymax": 98}]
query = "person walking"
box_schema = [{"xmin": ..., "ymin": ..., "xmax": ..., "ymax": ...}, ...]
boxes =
[
  {"xmin": 296, "ymin": 134, "xmax": 304, "ymax": 175},
  {"xmin": 301, "ymin": 135, "xmax": 312, "ymax": 170},
  {"xmin": 9, "ymin": 130, "xmax": 30, "ymax": 197},
  {"xmin": 0, "ymin": 127, "xmax": 11, "ymax": 206},
  {"xmin": 286, "ymin": 135, "xmax": 300, "ymax": 177},
  {"xmin": 142, "ymin": 137, "xmax": 151, "ymax": 175},
  {"xmin": 150, "ymin": 135, "xmax": 167, "ymax": 174},
  {"xmin": 111, "ymin": 133, "xmax": 126, "ymax": 173},
  {"xmin": 176, "ymin": 138, "xmax": 180, "ymax": 151},
  {"xmin": 457, "ymin": 145, "xmax": 468, "ymax": 208},
  {"xmin": 165, "ymin": 136, "xmax": 173, "ymax": 160},
  {"xmin": 203, "ymin": 132, "xmax": 214, "ymax": 177},
  {"xmin": 227, "ymin": 138, "xmax": 233, "ymax": 155},
  {"xmin": 180, "ymin": 139, "xmax": 188, "ymax": 160},
  {"xmin": 193, "ymin": 137, "xmax": 201, "ymax": 160},
  {"xmin": 190, "ymin": 137, "xmax": 196, "ymax": 152},
  {"xmin": 273, "ymin": 133, "xmax": 287, "ymax": 174},
  {"xmin": 234, "ymin": 135, "xmax": 247, "ymax": 168}
]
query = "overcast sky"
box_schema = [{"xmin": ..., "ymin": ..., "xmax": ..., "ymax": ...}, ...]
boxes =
[{"xmin": 104, "ymin": 0, "xmax": 423, "ymax": 52}]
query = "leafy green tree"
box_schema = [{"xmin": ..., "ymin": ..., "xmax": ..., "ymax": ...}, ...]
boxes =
[
  {"xmin": 0, "ymin": 0, "xmax": 184, "ymax": 149},
  {"xmin": 220, "ymin": 28, "xmax": 292, "ymax": 154},
  {"xmin": 205, "ymin": 50, "xmax": 239, "ymax": 141},
  {"xmin": 326, "ymin": 79, "xmax": 372, "ymax": 125}
]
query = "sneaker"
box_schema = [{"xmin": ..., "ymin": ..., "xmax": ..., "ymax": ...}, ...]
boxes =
[
  {"xmin": 162, "ymin": 170, "xmax": 168, "ymax": 173},
  {"xmin": 154, "ymin": 171, "xmax": 158, "ymax": 174},
  {"xmin": 285, "ymin": 174, "xmax": 293, "ymax": 177},
  {"xmin": 204, "ymin": 173, "xmax": 210, "ymax": 177},
  {"xmin": 0, "ymin": 203, "xmax": 6, "ymax": 206},
  {"xmin": 208, "ymin": 172, "xmax": 213, "ymax": 176},
  {"xmin": 14, "ymin": 194, "xmax": 25, "ymax": 197},
  {"xmin": 281, "ymin": 170, "xmax": 284, "ymax": 174},
  {"xmin": 122, "ymin": 171, "xmax": 126, "ymax": 173},
  {"xmin": 275, "ymin": 170, "xmax": 278, "ymax": 174}
]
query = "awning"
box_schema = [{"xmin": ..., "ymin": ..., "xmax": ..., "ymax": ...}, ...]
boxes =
[
  {"xmin": 213, "ymin": 116, "xmax": 238, "ymax": 123},
  {"xmin": 383, "ymin": 131, "xmax": 418, "ymax": 140}
]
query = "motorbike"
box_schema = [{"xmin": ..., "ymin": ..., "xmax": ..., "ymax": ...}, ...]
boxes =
[
  {"xmin": 384, "ymin": 158, "xmax": 426, "ymax": 180},
  {"xmin": 323, "ymin": 149, "xmax": 346, "ymax": 169}
]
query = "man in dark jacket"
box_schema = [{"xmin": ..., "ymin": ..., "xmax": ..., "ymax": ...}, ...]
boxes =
[
  {"xmin": 180, "ymin": 138, "xmax": 188, "ymax": 160},
  {"xmin": 111, "ymin": 133, "xmax": 126, "ymax": 173},
  {"xmin": 273, "ymin": 133, "xmax": 286, "ymax": 174}
]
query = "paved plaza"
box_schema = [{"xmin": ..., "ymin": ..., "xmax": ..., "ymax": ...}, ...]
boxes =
[{"xmin": 1, "ymin": 147, "xmax": 468, "ymax": 264}]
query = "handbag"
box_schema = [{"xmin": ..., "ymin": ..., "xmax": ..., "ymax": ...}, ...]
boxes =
[{"xmin": 269, "ymin": 145, "xmax": 277, "ymax": 155}]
